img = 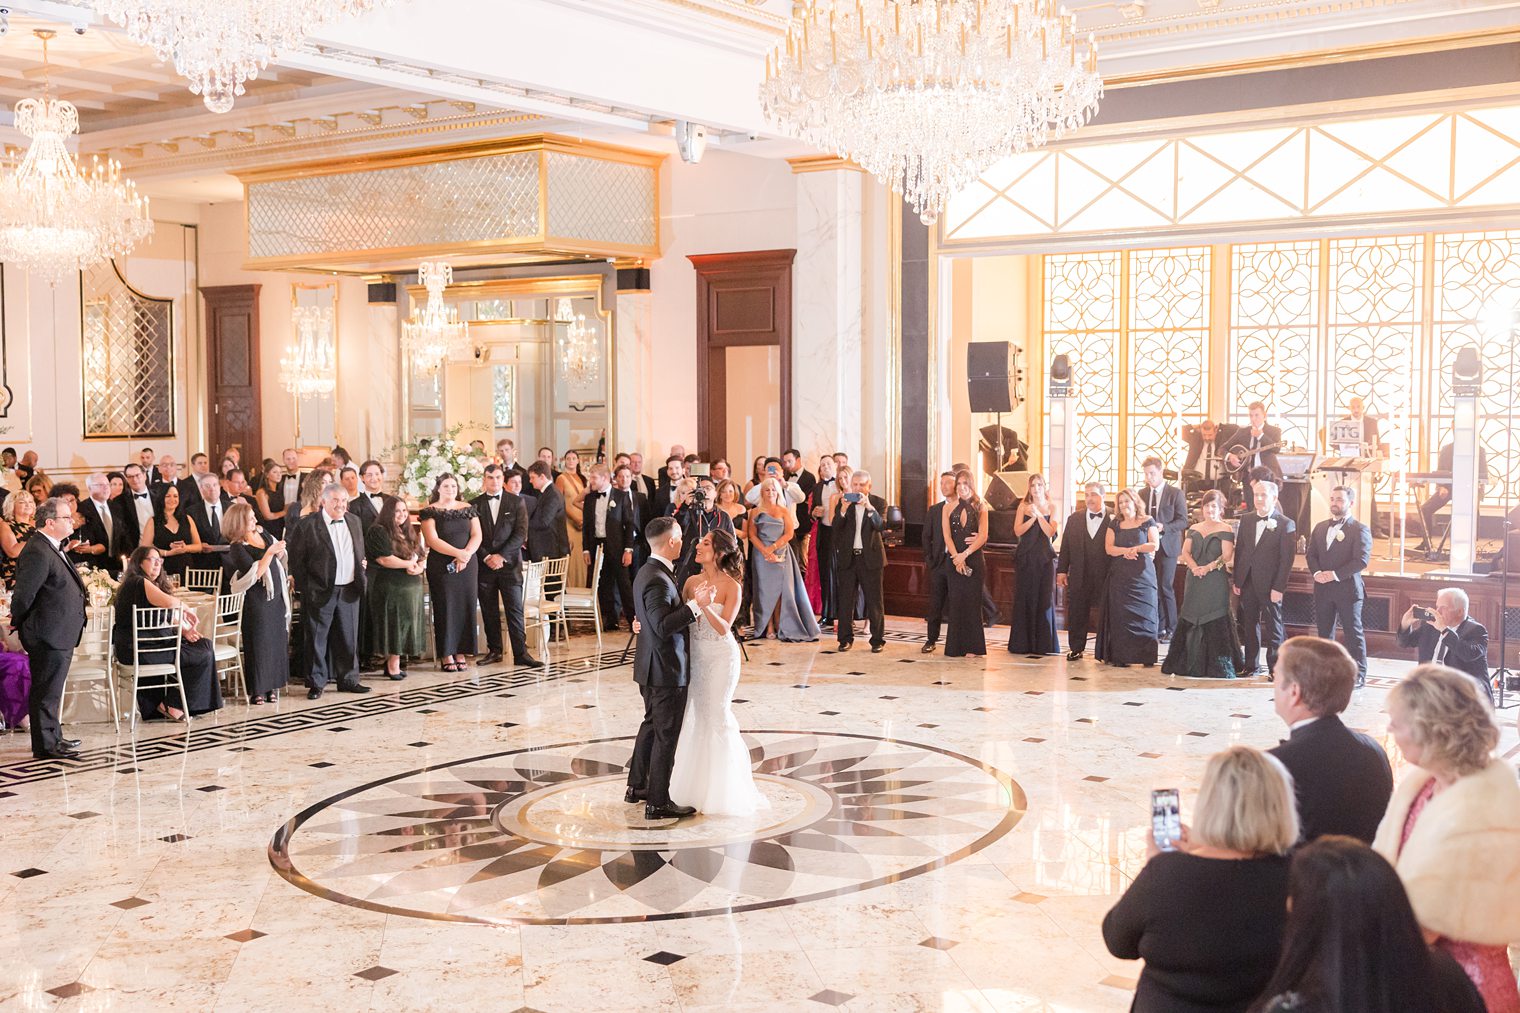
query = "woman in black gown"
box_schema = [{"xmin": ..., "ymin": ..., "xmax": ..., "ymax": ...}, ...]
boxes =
[
  {"xmin": 943, "ymin": 469, "xmax": 989, "ymax": 657},
  {"xmin": 254, "ymin": 462, "xmax": 286, "ymax": 540},
  {"xmin": 114, "ymin": 546, "xmax": 223, "ymax": 720},
  {"xmin": 1008, "ymin": 473, "xmax": 1060, "ymax": 657},
  {"xmin": 1097, "ymin": 488, "xmax": 1161, "ymax": 667},
  {"xmin": 222, "ymin": 502, "xmax": 289, "ymax": 704},
  {"xmin": 420, "ymin": 473, "xmax": 482, "ymax": 673},
  {"xmin": 143, "ymin": 484, "xmax": 202, "ymax": 584}
]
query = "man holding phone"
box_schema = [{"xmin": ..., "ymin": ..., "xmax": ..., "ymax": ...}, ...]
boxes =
[
  {"xmin": 1396, "ymin": 588, "xmax": 1491, "ymax": 703},
  {"xmin": 833, "ymin": 471, "xmax": 887, "ymax": 653}
]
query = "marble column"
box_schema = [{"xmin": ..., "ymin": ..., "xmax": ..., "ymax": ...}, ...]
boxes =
[
  {"xmin": 614, "ymin": 289, "xmax": 652, "ymax": 455},
  {"xmin": 793, "ymin": 169, "xmax": 864, "ymax": 466},
  {"xmin": 364, "ymin": 300, "xmax": 401, "ymax": 460}
]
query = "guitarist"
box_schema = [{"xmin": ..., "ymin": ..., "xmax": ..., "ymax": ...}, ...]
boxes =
[{"xmin": 1224, "ymin": 402, "xmax": 1283, "ymax": 511}]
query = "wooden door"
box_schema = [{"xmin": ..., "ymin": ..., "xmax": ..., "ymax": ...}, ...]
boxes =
[{"xmin": 202, "ymin": 285, "xmax": 261, "ymax": 465}]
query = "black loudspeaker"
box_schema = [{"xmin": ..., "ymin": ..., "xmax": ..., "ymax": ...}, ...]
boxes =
[
  {"xmin": 984, "ymin": 471, "xmax": 1027, "ymax": 511},
  {"xmin": 987, "ymin": 508, "xmax": 1018, "ymax": 545},
  {"xmin": 968, "ymin": 342, "xmax": 1021, "ymax": 413}
]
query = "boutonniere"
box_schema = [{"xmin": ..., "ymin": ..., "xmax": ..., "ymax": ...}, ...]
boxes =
[
  {"xmin": 1333, "ymin": 529, "xmax": 1345, "ymax": 542},
  {"xmin": 1264, "ymin": 518, "xmax": 1278, "ymax": 532}
]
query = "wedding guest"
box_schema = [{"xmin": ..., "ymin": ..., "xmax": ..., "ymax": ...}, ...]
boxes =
[
  {"xmin": 1396, "ymin": 588, "xmax": 1491, "ymax": 704},
  {"xmin": 1375, "ymin": 664, "xmax": 1520, "ymax": 1012},
  {"xmin": 114, "ymin": 463, "xmax": 155, "ymax": 556},
  {"xmin": 833, "ymin": 470, "xmax": 886, "ymax": 653},
  {"xmin": 288, "ymin": 484, "xmax": 369, "ymax": 699},
  {"xmin": 106, "ymin": 471, "xmax": 125, "ymax": 500},
  {"xmin": 150, "ymin": 455, "xmax": 179, "ymax": 500},
  {"xmin": 1306, "ymin": 484, "xmax": 1373, "ymax": 687},
  {"xmin": 748, "ymin": 477, "xmax": 818, "ymax": 642},
  {"xmin": 496, "ymin": 438, "xmax": 529, "ymax": 487},
  {"xmin": 10, "ymin": 497, "xmax": 87, "ymax": 759},
  {"xmin": 254, "ymin": 463, "xmax": 286, "ymax": 539},
  {"xmin": 137, "ymin": 447, "xmax": 160, "ymax": 485},
  {"xmin": 113, "ymin": 546, "xmax": 224, "ymax": 722},
  {"xmin": 186, "ymin": 473, "xmax": 232, "ymax": 552},
  {"xmin": 628, "ymin": 451, "xmax": 657, "ymax": 502},
  {"xmin": 743, "ymin": 458, "xmax": 805, "ymax": 507},
  {"xmin": 0, "ymin": 492, "xmax": 36, "ymax": 590},
  {"xmin": 73, "ymin": 474, "xmax": 121, "ymax": 576},
  {"xmin": 557, "ymin": 450, "xmax": 588, "ymax": 587},
  {"xmin": 1102, "ymin": 746, "xmax": 1296, "ymax": 1013},
  {"xmin": 781, "ymin": 448, "xmax": 816, "ymax": 562},
  {"xmin": 942, "ymin": 469, "xmax": 988, "ymax": 658},
  {"xmin": 338, "ymin": 465, "xmax": 360, "ymax": 501},
  {"xmin": 1138, "ymin": 457, "xmax": 1188, "ymax": 643},
  {"xmin": 296, "ymin": 467, "xmax": 335, "ymax": 519},
  {"xmin": 715, "ymin": 479, "xmax": 746, "ymax": 527},
  {"xmin": 1098, "ymin": 488, "xmax": 1160, "ymax": 668},
  {"xmin": 1233, "ymin": 480, "xmax": 1296, "ymax": 679},
  {"xmin": 329, "ymin": 445, "xmax": 350, "ymax": 469},
  {"xmin": 582, "ymin": 464, "xmax": 635, "ymax": 633},
  {"xmin": 1162, "ymin": 490, "xmax": 1244, "ymax": 679},
  {"xmin": 472, "ymin": 464, "xmax": 539, "ymax": 669},
  {"xmin": 1009, "ymin": 473, "xmax": 1059, "ymax": 658},
  {"xmin": 366, "ymin": 497, "xmax": 428, "ymax": 680},
  {"xmin": 810, "ymin": 456, "xmax": 838, "ymax": 625},
  {"xmin": 16, "ymin": 450, "xmax": 38, "ymax": 485},
  {"xmin": 348, "ymin": 460, "xmax": 397, "ymax": 532},
  {"xmin": 654, "ymin": 455, "xmax": 685, "ymax": 517},
  {"xmin": 614, "ymin": 463, "xmax": 651, "ymax": 573},
  {"xmin": 24, "ymin": 473, "xmax": 50, "ymax": 506},
  {"xmin": 145, "ymin": 484, "xmax": 201, "ymax": 583},
  {"xmin": 1056, "ymin": 481, "xmax": 1111, "ymax": 662},
  {"xmin": 743, "ymin": 456, "xmax": 766, "ymax": 499},
  {"xmin": 525, "ymin": 462, "xmax": 569, "ymax": 562},
  {"xmin": 222, "ymin": 503, "xmax": 289, "ymax": 705},
  {"xmin": 536, "ymin": 446, "xmax": 560, "ymax": 480},
  {"xmin": 179, "ymin": 452, "xmax": 211, "ymax": 504},
  {"xmin": 421, "ymin": 473, "xmax": 482, "ymax": 673},
  {"xmin": 277, "ymin": 448, "xmax": 303, "ymax": 521},
  {"xmin": 921, "ymin": 472, "xmax": 956, "ymax": 654},
  {"xmin": 1250, "ymin": 837, "xmax": 1485, "ymax": 1013},
  {"xmin": 710, "ymin": 459, "xmax": 731, "ymax": 483},
  {"xmin": 0, "ymin": 626, "xmax": 30, "ymax": 737}
]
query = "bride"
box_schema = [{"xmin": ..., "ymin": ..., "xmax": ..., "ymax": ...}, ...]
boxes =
[{"xmin": 668, "ymin": 528, "xmax": 766, "ymax": 817}]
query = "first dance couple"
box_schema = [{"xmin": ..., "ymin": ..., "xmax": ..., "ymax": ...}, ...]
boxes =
[{"xmin": 625, "ymin": 516, "xmax": 766, "ymax": 821}]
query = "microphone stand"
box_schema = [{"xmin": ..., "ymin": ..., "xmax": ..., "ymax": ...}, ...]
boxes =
[{"xmin": 1497, "ymin": 316, "xmax": 1517, "ymax": 708}]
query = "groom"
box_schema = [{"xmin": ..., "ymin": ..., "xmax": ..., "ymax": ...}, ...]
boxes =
[{"xmin": 626, "ymin": 516, "xmax": 715, "ymax": 820}]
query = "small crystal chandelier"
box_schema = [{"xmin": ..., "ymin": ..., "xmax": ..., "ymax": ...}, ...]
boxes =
[
  {"xmin": 94, "ymin": 0, "xmax": 402, "ymax": 114},
  {"xmin": 760, "ymin": 0, "xmax": 1103, "ymax": 224},
  {"xmin": 555, "ymin": 299, "xmax": 600, "ymax": 387},
  {"xmin": 279, "ymin": 305, "xmax": 337, "ymax": 397},
  {"xmin": 0, "ymin": 30, "xmax": 153, "ymax": 284},
  {"xmin": 402, "ymin": 262, "xmax": 468, "ymax": 374}
]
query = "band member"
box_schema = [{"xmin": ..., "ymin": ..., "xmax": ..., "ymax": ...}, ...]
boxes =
[
  {"xmin": 1232, "ymin": 480, "xmax": 1295, "ymax": 678},
  {"xmin": 1181, "ymin": 419, "xmax": 1238, "ymax": 483},
  {"xmin": 1306, "ymin": 485, "xmax": 1374, "ymax": 687},
  {"xmin": 1417, "ymin": 441, "xmax": 1490, "ymax": 552},
  {"xmin": 1225, "ymin": 402, "xmax": 1282, "ymax": 507},
  {"xmin": 1327, "ymin": 397, "xmax": 1380, "ymax": 455}
]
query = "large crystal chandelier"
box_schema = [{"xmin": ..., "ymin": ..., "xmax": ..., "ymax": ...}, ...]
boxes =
[
  {"xmin": 0, "ymin": 30, "xmax": 153, "ymax": 284},
  {"xmin": 760, "ymin": 0, "xmax": 1103, "ymax": 224},
  {"xmin": 402, "ymin": 262, "xmax": 468, "ymax": 374},
  {"xmin": 94, "ymin": 0, "xmax": 401, "ymax": 114},
  {"xmin": 555, "ymin": 298, "xmax": 600, "ymax": 387},
  {"xmin": 279, "ymin": 304, "xmax": 337, "ymax": 397}
]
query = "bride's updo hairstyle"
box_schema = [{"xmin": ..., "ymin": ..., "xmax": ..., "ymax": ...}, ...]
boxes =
[{"xmin": 709, "ymin": 528, "xmax": 745, "ymax": 583}]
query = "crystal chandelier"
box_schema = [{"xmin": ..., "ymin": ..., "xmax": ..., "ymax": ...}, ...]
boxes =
[
  {"xmin": 94, "ymin": 0, "xmax": 401, "ymax": 114},
  {"xmin": 402, "ymin": 262, "xmax": 468, "ymax": 374},
  {"xmin": 0, "ymin": 30, "xmax": 153, "ymax": 284},
  {"xmin": 555, "ymin": 299, "xmax": 600, "ymax": 387},
  {"xmin": 760, "ymin": 0, "xmax": 1103, "ymax": 224},
  {"xmin": 279, "ymin": 304, "xmax": 337, "ymax": 397}
]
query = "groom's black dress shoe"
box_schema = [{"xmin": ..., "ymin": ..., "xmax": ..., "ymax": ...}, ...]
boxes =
[
  {"xmin": 34, "ymin": 748, "xmax": 81, "ymax": 761},
  {"xmin": 624, "ymin": 786, "xmax": 646, "ymax": 803},
  {"xmin": 645, "ymin": 803, "xmax": 696, "ymax": 820}
]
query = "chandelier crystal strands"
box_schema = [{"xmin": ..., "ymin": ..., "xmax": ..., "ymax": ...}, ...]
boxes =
[
  {"xmin": 94, "ymin": 0, "xmax": 401, "ymax": 114},
  {"xmin": 555, "ymin": 298, "xmax": 600, "ymax": 387},
  {"xmin": 279, "ymin": 304, "xmax": 337, "ymax": 397},
  {"xmin": 402, "ymin": 262, "xmax": 469, "ymax": 375},
  {"xmin": 0, "ymin": 30, "xmax": 152, "ymax": 284},
  {"xmin": 760, "ymin": 0, "xmax": 1103, "ymax": 224}
]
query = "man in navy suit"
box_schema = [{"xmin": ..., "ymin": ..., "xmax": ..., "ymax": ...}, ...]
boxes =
[
  {"xmin": 1232, "ymin": 480, "xmax": 1296, "ymax": 678},
  {"xmin": 1057, "ymin": 481, "xmax": 1112, "ymax": 661},
  {"xmin": 1306, "ymin": 485, "xmax": 1374, "ymax": 687},
  {"xmin": 1138, "ymin": 457, "xmax": 1188, "ymax": 642}
]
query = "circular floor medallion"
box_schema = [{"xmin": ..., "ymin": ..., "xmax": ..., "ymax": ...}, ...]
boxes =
[{"xmin": 269, "ymin": 731, "xmax": 1026, "ymax": 925}]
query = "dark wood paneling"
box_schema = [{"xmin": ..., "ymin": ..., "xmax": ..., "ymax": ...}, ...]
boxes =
[
  {"xmin": 690, "ymin": 250, "xmax": 796, "ymax": 462},
  {"xmin": 201, "ymin": 284, "xmax": 261, "ymax": 466}
]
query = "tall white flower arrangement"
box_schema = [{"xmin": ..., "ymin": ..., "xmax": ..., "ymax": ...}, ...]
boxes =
[{"xmin": 386, "ymin": 424, "xmax": 488, "ymax": 503}]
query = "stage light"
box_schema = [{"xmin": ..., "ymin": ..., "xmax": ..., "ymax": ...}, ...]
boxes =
[
  {"xmin": 1049, "ymin": 353, "xmax": 1073, "ymax": 397},
  {"xmin": 1452, "ymin": 345, "xmax": 1482, "ymax": 397}
]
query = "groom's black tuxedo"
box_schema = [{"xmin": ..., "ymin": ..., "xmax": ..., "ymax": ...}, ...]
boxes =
[{"xmin": 627, "ymin": 555, "xmax": 700, "ymax": 809}]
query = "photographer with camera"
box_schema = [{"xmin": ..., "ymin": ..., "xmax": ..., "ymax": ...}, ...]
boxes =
[
  {"xmin": 1397, "ymin": 588, "xmax": 1492, "ymax": 704},
  {"xmin": 673, "ymin": 476, "xmax": 733, "ymax": 583}
]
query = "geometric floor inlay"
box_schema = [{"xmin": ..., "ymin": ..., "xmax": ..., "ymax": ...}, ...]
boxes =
[{"xmin": 270, "ymin": 730, "xmax": 1026, "ymax": 925}]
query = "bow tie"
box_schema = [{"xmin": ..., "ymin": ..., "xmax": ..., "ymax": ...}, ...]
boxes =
[
  {"xmin": 487, "ymin": 494, "xmax": 500, "ymax": 500},
  {"xmin": 135, "ymin": 493, "xmax": 149, "ymax": 500},
  {"xmin": 1088, "ymin": 512, "xmax": 1102, "ymax": 520},
  {"xmin": 329, "ymin": 518, "xmax": 344, "ymax": 526}
]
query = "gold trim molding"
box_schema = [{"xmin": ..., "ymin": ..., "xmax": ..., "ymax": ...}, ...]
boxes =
[{"xmin": 787, "ymin": 156, "xmax": 865, "ymax": 174}]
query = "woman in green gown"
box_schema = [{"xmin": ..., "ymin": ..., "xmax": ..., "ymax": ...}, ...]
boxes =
[
  {"xmin": 365, "ymin": 497, "xmax": 427, "ymax": 679},
  {"xmin": 1162, "ymin": 489, "xmax": 1246, "ymax": 679}
]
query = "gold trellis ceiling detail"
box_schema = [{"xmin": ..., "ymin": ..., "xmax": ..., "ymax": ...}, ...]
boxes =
[{"xmin": 235, "ymin": 135, "xmax": 663, "ymax": 272}]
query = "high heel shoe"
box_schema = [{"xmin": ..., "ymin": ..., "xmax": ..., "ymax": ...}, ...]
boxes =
[{"xmin": 264, "ymin": 692, "xmax": 277, "ymax": 703}]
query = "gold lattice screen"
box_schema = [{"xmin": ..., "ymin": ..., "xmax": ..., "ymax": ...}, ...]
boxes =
[{"xmin": 81, "ymin": 260, "xmax": 174, "ymax": 439}]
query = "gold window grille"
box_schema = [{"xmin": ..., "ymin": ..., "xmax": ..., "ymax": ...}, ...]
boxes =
[{"xmin": 81, "ymin": 260, "xmax": 173, "ymax": 439}]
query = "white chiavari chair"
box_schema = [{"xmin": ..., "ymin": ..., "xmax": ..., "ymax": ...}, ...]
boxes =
[
  {"xmin": 182, "ymin": 568, "xmax": 222, "ymax": 596},
  {"xmin": 557, "ymin": 548, "xmax": 603, "ymax": 651},
  {"xmin": 117, "ymin": 605, "xmax": 186, "ymax": 732},
  {"xmin": 539, "ymin": 555, "xmax": 570, "ymax": 642},
  {"xmin": 64, "ymin": 607, "xmax": 118, "ymax": 733},
  {"xmin": 521, "ymin": 559, "xmax": 551, "ymax": 658},
  {"xmin": 212, "ymin": 589, "xmax": 247, "ymax": 700}
]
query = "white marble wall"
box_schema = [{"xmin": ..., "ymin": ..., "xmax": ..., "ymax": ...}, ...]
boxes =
[
  {"xmin": 793, "ymin": 170, "xmax": 864, "ymax": 467},
  {"xmin": 613, "ymin": 290, "xmax": 652, "ymax": 456}
]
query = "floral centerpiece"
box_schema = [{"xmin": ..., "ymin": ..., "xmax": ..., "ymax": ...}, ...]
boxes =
[
  {"xmin": 386, "ymin": 424, "xmax": 489, "ymax": 504},
  {"xmin": 77, "ymin": 565, "xmax": 119, "ymax": 608}
]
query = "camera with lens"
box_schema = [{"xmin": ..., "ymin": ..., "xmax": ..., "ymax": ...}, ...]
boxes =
[
  {"xmin": 691, "ymin": 485, "xmax": 714, "ymax": 509},
  {"xmin": 1412, "ymin": 604, "xmax": 1437, "ymax": 622}
]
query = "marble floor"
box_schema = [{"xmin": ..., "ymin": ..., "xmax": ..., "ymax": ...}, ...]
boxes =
[{"xmin": 2, "ymin": 620, "xmax": 1516, "ymax": 1012}]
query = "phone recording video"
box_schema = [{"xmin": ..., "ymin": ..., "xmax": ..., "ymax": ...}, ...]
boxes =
[{"xmin": 1151, "ymin": 788, "xmax": 1182, "ymax": 852}]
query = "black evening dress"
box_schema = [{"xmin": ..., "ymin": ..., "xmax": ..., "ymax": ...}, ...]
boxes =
[
  {"xmin": 365, "ymin": 525, "xmax": 427, "ymax": 657},
  {"xmin": 422, "ymin": 505, "xmax": 479, "ymax": 657},
  {"xmin": 151, "ymin": 514, "xmax": 192, "ymax": 582},
  {"xmin": 113, "ymin": 575, "xmax": 223, "ymax": 718},
  {"xmin": 258, "ymin": 487, "xmax": 286, "ymax": 540},
  {"xmin": 1097, "ymin": 519, "xmax": 1160, "ymax": 666},
  {"xmin": 224, "ymin": 542, "xmax": 290, "ymax": 699},
  {"xmin": 1160, "ymin": 529, "xmax": 1245, "ymax": 679},
  {"xmin": 1008, "ymin": 509, "xmax": 1058, "ymax": 655},
  {"xmin": 945, "ymin": 502, "xmax": 987, "ymax": 657}
]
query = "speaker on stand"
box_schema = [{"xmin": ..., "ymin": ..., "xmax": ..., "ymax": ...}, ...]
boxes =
[{"xmin": 969, "ymin": 343, "xmax": 1026, "ymax": 545}]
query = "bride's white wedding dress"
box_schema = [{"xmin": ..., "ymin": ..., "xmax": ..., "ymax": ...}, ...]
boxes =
[{"xmin": 668, "ymin": 608, "xmax": 765, "ymax": 816}]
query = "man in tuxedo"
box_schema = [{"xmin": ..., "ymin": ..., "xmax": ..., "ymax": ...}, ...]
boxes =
[
  {"xmin": 628, "ymin": 452, "xmax": 658, "ymax": 503},
  {"xmin": 710, "ymin": 459, "xmax": 731, "ymax": 483},
  {"xmin": 582, "ymin": 463, "xmax": 636, "ymax": 632},
  {"xmin": 137, "ymin": 447, "xmax": 161, "ymax": 485},
  {"xmin": 1232, "ymin": 480, "xmax": 1296, "ymax": 678},
  {"xmin": 1225, "ymin": 402, "xmax": 1283, "ymax": 508},
  {"xmin": 626, "ymin": 517, "xmax": 715, "ymax": 820},
  {"xmin": 1397, "ymin": 588, "xmax": 1492, "ymax": 703},
  {"xmin": 16, "ymin": 450, "xmax": 37, "ymax": 485},
  {"xmin": 115, "ymin": 463, "xmax": 155, "ymax": 559},
  {"xmin": 612, "ymin": 463, "xmax": 650, "ymax": 572},
  {"xmin": 288, "ymin": 485, "xmax": 370, "ymax": 699},
  {"xmin": 1269, "ymin": 636, "xmax": 1393, "ymax": 843},
  {"xmin": 921, "ymin": 472, "xmax": 957, "ymax": 654},
  {"xmin": 473, "ymin": 464, "xmax": 540, "ymax": 669},
  {"xmin": 1182, "ymin": 420, "xmax": 1238, "ymax": 482},
  {"xmin": 74, "ymin": 474, "xmax": 122, "ymax": 576},
  {"xmin": 1057, "ymin": 481, "xmax": 1112, "ymax": 661},
  {"xmin": 652, "ymin": 456, "xmax": 685, "ymax": 518},
  {"xmin": 496, "ymin": 438, "xmax": 530, "ymax": 487},
  {"xmin": 781, "ymin": 448, "xmax": 816, "ymax": 564},
  {"xmin": 278, "ymin": 447, "xmax": 304, "ymax": 521},
  {"xmin": 1306, "ymin": 485, "xmax": 1373, "ymax": 686},
  {"xmin": 179, "ymin": 452, "xmax": 212, "ymax": 506},
  {"xmin": 1139, "ymin": 457, "xmax": 1188, "ymax": 642},
  {"xmin": 150, "ymin": 455, "xmax": 181, "ymax": 502},
  {"xmin": 186, "ymin": 473, "xmax": 232, "ymax": 552},
  {"xmin": 525, "ymin": 461, "xmax": 569, "ymax": 561},
  {"xmin": 834, "ymin": 470, "xmax": 888, "ymax": 653},
  {"xmin": 10, "ymin": 497, "xmax": 88, "ymax": 760},
  {"xmin": 348, "ymin": 460, "xmax": 398, "ymax": 531}
]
